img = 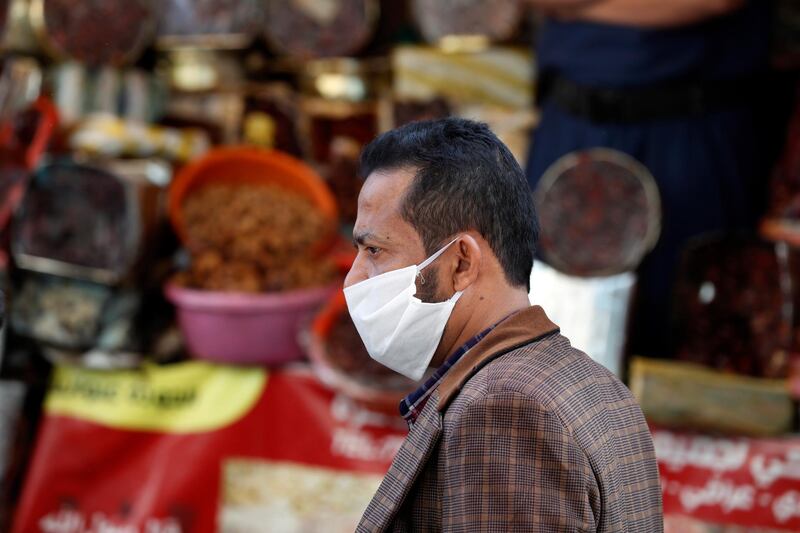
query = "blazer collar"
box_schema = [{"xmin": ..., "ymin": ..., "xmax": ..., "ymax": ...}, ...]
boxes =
[{"xmin": 437, "ymin": 305, "xmax": 559, "ymax": 412}]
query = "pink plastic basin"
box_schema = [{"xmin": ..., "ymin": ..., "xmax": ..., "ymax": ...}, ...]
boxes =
[{"xmin": 165, "ymin": 282, "xmax": 339, "ymax": 365}]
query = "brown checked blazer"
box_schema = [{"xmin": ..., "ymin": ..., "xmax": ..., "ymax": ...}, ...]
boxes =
[{"xmin": 357, "ymin": 306, "xmax": 663, "ymax": 532}]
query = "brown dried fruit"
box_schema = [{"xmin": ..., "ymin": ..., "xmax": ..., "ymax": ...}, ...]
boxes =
[{"xmin": 174, "ymin": 183, "xmax": 336, "ymax": 292}]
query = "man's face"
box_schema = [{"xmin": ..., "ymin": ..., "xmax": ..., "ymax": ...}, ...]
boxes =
[{"xmin": 344, "ymin": 168, "xmax": 443, "ymax": 301}]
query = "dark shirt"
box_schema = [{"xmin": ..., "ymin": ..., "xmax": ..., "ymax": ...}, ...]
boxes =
[{"xmin": 537, "ymin": 0, "xmax": 771, "ymax": 88}]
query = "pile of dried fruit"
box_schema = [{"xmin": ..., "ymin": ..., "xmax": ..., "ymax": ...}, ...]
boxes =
[
  {"xmin": 173, "ymin": 183, "xmax": 335, "ymax": 292},
  {"xmin": 536, "ymin": 151, "xmax": 655, "ymax": 276},
  {"xmin": 40, "ymin": 0, "xmax": 153, "ymax": 66},
  {"xmin": 674, "ymin": 237, "xmax": 793, "ymax": 379}
]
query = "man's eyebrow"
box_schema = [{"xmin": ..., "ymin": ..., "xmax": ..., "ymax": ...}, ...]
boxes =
[
  {"xmin": 353, "ymin": 231, "xmax": 374, "ymax": 247},
  {"xmin": 353, "ymin": 231, "xmax": 390, "ymax": 247}
]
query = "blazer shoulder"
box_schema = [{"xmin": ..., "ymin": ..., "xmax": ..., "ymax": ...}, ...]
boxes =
[
  {"xmin": 439, "ymin": 333, "xmax": 663, "ymax": 532},
  {"xmin": 445, "ymin": 333, "xmax": 644, "ymax": 437},
  {"xmin": 451, "ymin": 334, "xmax": 616, "ymax": 398}
]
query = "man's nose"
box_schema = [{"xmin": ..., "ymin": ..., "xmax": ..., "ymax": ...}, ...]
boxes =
[{"xmin": 344, "ymin": 255, "xmax": 368, "ymax": 288}]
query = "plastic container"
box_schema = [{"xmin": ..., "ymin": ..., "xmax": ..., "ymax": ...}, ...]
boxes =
[
  {"xmin": 261, "ymin": 0, "xmax": 378, "ymax": 59},
  {"xmin": 165, "ymin": 281, "xmax": 338, "ymax": 365},
  {"xmin": 30, "ymin": 0, "xmax": 155, "ymax": 66},
  {"xmin": 155, "ymin": 0, "xmax": 262, "ymax": 50},
  {"xmin": 12, "ymin": 157, "xmax": 169, "ymax": 287},
  {"xmin": 168, "ymin": 146, "xmax": 338, "ymax": 244},
  {"xmin": 535, "ymin": 148, "xmax": 661, "ymax": 277}
]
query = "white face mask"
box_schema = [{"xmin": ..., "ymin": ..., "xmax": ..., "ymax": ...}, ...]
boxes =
[{"xmin": 344, "ymin": 238, "xmax": 463, "ymax": 381}]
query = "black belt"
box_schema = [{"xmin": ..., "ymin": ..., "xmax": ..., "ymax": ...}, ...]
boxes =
[{"xmin": 538, "ymin": 72, "xmax": 758, "ymax": 124}]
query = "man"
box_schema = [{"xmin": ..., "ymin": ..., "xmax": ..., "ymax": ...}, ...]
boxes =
[{"xmin": 344, "ymin": 118, "xmax": 663, "ymax": 532}]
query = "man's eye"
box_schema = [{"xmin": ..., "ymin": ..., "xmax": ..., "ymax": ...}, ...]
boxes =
[{"xmin": 366, "ymin": 246, "xmax": 381, "ymax": 256}]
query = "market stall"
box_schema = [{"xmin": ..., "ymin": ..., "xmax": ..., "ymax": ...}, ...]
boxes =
[{"xmin": 0, "ymin": 1, "xmax": 798, "ymax": 532}]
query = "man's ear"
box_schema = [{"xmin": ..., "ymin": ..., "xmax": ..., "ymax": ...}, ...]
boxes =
[{"xmin": 452, "ymin": 234, "xmax": 481, "ymax": 292}]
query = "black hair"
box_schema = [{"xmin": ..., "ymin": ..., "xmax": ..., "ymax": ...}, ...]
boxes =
[{"xmin": 360, "ymin": 118, "xmax": 538, "ymax": 289}]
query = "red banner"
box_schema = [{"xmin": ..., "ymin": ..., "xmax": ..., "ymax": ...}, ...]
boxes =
[
  {"xmin": 654, "ymin": 427, "xmax": 800, "ymax": 531},
  {"xmin": 13, "ymin": 364, "xmax": 407, "ymax": 533},
  {"xmin": 13, "ymin": 361, "xmax": 800, "ymax": 532}
]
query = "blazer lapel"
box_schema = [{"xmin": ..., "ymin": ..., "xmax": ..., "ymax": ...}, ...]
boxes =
[{"xmin": 357, "ymin": 392, "xmax": 443, "ymax": 533}]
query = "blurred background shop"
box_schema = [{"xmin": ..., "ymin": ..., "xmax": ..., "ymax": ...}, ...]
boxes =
[{"xmin": 0, "ymin": 1, "xmax": 799, "ymax": 532}]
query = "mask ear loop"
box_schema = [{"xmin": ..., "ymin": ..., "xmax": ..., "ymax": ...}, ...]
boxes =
[{"xmin": 415, "ymin": 237, "xmax": 461, "ymax": 284}]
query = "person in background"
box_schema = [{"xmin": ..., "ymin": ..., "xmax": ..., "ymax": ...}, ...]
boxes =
[{"xmin": 525, "ymin": 0, "xmax": 772, "ymax": 357}]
